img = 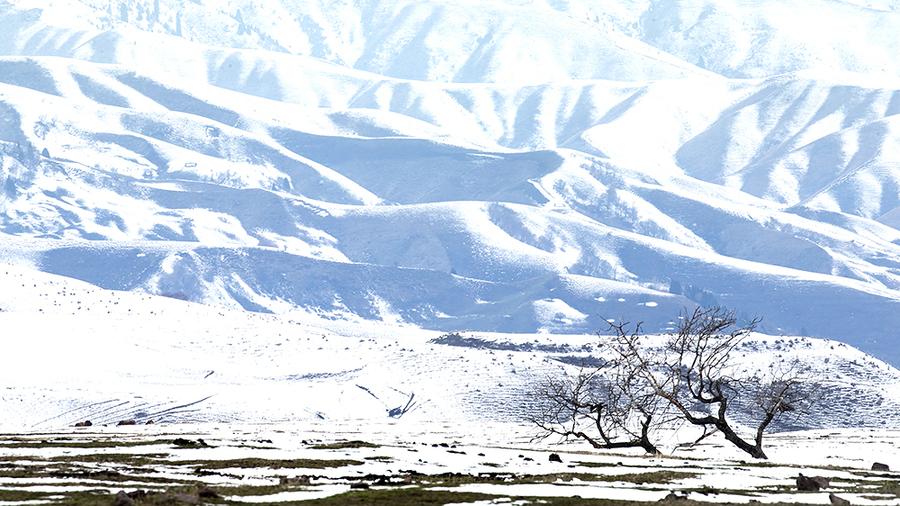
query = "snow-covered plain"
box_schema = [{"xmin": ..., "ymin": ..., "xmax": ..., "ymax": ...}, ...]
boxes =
[
  {"xmin": 2, "ymin": 420, "xmax": 900, "ymax": 504},
  {"xmin": 2, "ymin": 264, "xmax": 899, "ymax": 433}
]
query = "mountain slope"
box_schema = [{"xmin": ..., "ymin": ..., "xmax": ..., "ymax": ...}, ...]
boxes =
[
  {"xmin": 1, "ymin": 1, "xmax": 900, "ymax": 368},
  {"xmin": 0, "ymin": 0, "xmax": 712, "ymax": 83},
  {"xmin": 8, "ymin": 0, "xmax": 900, "ymax": 82}
]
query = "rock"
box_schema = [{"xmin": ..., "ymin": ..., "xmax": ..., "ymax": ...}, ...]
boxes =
[
  {"xmin": 116, "ymin": 419, "xmax": 137, "ymax": 426},
  {"xmin": 548, "ymin": 453, "xmax": 562, "ymax": 463},
  {"xmin": 173, "ymin": 438, "xmax": 209, "ymax": 448},
  {"xmin": 87, "ymin": 470, "xmax": 123, "ymax": 480},
  {"xmin": 796, "ymin": 473, "xmax": 830, "ymax": 492},
  {"xmin": 73, "ymin": 420, "xmax": 92, "ymax": 427},
  {"xmin": 812, "ymin": 476, "xmax": 831, "ymax": 489},
  {"xmin": 659, "ymin": 491, "xmax": 690, "ymax": 502},
  {"xmin": 872, "ymin": 462, "xmax": 890, "ymax": 471},
  {"xmin": 829, "ymin": 493, "xmax": 851, "ymax": 506},
  {"xmin": 197, "ymin": 485, "xmax": 219, "ymax": 499},
  {"xmin": 350, "ymin": 482, "xmax": 370, "ymax": 489},
  {"xmin": 126, "ymin": 490, "xmax": 148, "ymax": 501},
  {"xmin": 112, "ymin": 491, "xmax": 135, "ymax": 506}
]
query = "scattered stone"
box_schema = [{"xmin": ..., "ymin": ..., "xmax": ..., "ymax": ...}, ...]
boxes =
[
  {"xmin": 126, "ymin": 490, "xmax": 148, "ymax": 501},
  {"xmin": 173, "ymin": 438, "xmax": 210, "ymax": 448},
  {"xmin": 116, "ymin": 419, "xmax": 137, "ymax": 426},
  {"xmin": 660, "ymin": 491, "xmax": 690, "ymax": 502},
  {"xmin": 829, "ymin": 493, "xmax": 851, "ymax": 506},
  {"xmin": 113, "ymin": 491, "xmax": 135, "ymax": 506},
  {"xmin": 548, "ymin": 453, "xmax": 562, "ymax": 463},
  {"xmin": 796, "ymin": 473, "xmax": 830, "ymax": 492},
  {"xmin": 73, "ymin": 420, "xmax": 92, "ymax": 427},
  {"xmin": 872, "ymin": 462, "xmax": 891, "ymax": 471},
  {"xmin": 88, "ymin": 470, "xmax": 123, "ymax": 480},
  {"xmin": 197, "ymin": 485, "xmax": 219, "ymax": 499}
]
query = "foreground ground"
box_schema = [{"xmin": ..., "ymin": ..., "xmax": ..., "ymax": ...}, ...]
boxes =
[{"xmin": 1, "ymin": 423, "xmax": 900, "ymax": 505}]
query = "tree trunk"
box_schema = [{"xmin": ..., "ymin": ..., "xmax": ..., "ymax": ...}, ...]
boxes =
[
  {"xmin": 717, "ymin": 422, "xmax": 766, "ymax": 459},
  {"xmin": 714, "ymin": 397, "xmax": 768, "ymax": 459}
]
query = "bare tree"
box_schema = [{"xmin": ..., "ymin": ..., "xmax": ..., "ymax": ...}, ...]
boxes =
[
  {"xmin": 530, "ymin": 358, "xmax": 670, "ymax": 454},
  {"xmin": 531, "ymin": 307, "xmax": 814, "ymax": 460},
  {"xmin": 611, "ymin": 306, "xmax": 813, "ymax": 459}
]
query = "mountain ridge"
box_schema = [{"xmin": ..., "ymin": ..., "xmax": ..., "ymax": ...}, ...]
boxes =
[{"xmin": 1, "ymin": 1, "xmax": 900, "ymax": 367}]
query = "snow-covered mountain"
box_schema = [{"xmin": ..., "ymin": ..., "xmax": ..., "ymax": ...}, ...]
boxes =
[{"xmin": 2, "ymin": 0, "xmax": 900, "ymax": 367}]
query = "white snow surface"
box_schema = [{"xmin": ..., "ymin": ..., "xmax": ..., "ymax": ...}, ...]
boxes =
[
  {"xmin": 0, "ymin": 0, "xmax": 899, "ymax": 372},
  {"xmin": 2, "ymin": 264, "xmax": 900, "ymax": 430}
]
